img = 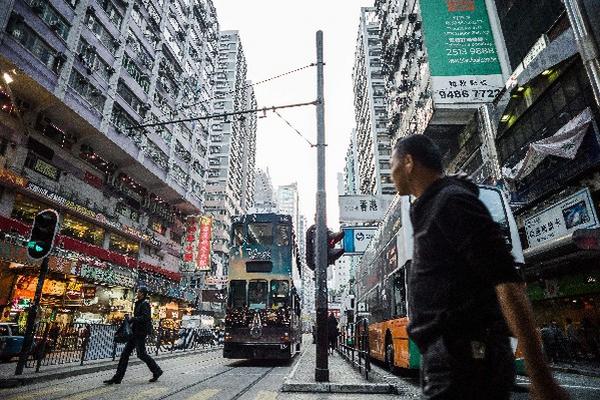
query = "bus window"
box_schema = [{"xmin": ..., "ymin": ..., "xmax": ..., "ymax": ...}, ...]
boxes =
[
  {"xmin": 248, "ymin": 280, "xmax": 268, "ymax": 310},
  {"xmin": 232, "ymin": 224, "xmax": 244, "ymax": 245},
  {"xmin": 275, "ymin": 224, "xmax": 291, "ymax": 247},
  {"xmin": 248, "ymin": 223, "xmax": 273, "ymax": 245},
  {"xmin": 270, "ymin": 280, "xmax": 289, "ymax": 309},
  {"xmin": 479, "ymin": 188, "xmax": 509, "ymax": 230},
  {"xmin": 392, "ymin": 269, "xmax": 407, "ymax": 317},
  {"xmin": 229, "ymin": 280, "xmax": 247, "ymax": 308}
]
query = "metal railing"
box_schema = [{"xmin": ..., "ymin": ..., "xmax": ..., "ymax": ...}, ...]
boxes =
[
  {"xmin": 336, "ymin": 318, "xmax": 371, "ymax": 380},
  {"xmin": 20, "ymin": 322, "xmax": 221, "ymax": 373}
]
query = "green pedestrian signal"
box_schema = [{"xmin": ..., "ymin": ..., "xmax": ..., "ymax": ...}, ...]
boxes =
[{"xmin": 27, "ymin": 209, "xmax": 59, "ymax": 260}]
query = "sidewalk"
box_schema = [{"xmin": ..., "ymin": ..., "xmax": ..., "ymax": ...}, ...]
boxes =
[
  {"xmin": 0, "ymin": 346, "xmax": 222, "ymax": 388},
  {"xmin": 282, "ymin": 338, "xmax": 398, "ymax": 394}
]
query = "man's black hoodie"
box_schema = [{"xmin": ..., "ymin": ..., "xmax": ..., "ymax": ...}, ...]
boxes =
[{"xmin": 407, "ymin": 176, "xmax": 521, "ymax": 351}]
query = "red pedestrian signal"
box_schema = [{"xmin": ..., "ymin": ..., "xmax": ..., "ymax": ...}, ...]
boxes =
[{"xmin": 327, "ymin": 230, "xmax": 344, "ymax": 265}]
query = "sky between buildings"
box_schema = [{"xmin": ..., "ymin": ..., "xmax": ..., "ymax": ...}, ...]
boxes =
[{"xmin": 212, "ymin": 0, "xmax": 373, "ymax": 227}]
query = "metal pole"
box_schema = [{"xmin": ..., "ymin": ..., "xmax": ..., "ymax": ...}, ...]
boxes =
[
  {"xmin": 15, "ymin": 257, "xmax": 50, "ymax": 375},
  {"xmin": 314, "ymin": 30, "xmax": 329, "ymax": 382},
  {"xmin": 564, "ymin": 0, "xmax": 600, "ymax": 108}
]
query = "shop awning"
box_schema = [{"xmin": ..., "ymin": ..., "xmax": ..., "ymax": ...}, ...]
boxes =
[{"xmin": 524, "ymin": 228, "xmax": 600, "ymax": 266}]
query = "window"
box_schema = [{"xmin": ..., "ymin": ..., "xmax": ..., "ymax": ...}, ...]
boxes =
[
  {"xmin": 391, "ymin": 270, "xmax": 407, "ymax": 318},
  {"xmin": 6, "ymin": 15, "xmax": 64, "ymax": 73},
  {"xmin": 25, "ymin": 0, "xmax": 70, "ymax": 40},
  {"xmin": 11, "ymin": 194, "xmax": 46, "ymax": 224},
  {"xmin": 247, "ymin": 223, "xmax": 273, "ymax": 245},
  {"xmin": 117, "ymin": 80, "xmax": 146, "ymax": 116},
  {"xmin": 61, "ymin": 213, "xmax": 105, "ymax": 246},
  {"xmin": 122, "ymin": 54, "xmax": 150, "ymax": 92},
  {"xmin": 270, "ymin": 280, "xmax": 289, "ymax": 309},
  {"xmin": 275, "ymin": 224, "xmax": 290, "ymax": 247},
  {"xmin": 68, "ymin": 70, "xmax": 106, "ymax": 114},
  {"xmin": 232, "ymin": 224, "xmax": 244, "ymax": 245},
  {"xmin": 109, "ymin": 233, "xmax": 139, "ymax": 256},
  {"xmin": 228, "ymin": 280, "xmax": 246, "ymax": 308},
  {"xmin": 77, "ymin": 38, "xmax": 111, "ymax": 82},
  {"xmin": 96, "ymin": 0, "xmax": 123, "ymax": 28},
  {"xmin": 248, "ymin": 280, "xmax": 268, "ymax": 310}
]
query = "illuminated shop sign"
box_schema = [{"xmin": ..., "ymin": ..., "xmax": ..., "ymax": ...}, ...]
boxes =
[
  {"xmin": 0, "ymin": 167, "xmax": 28, "ymax": 187},
  {"xmin": 33, "ymin": 158, "xmax": 60, "ymax": 180}
]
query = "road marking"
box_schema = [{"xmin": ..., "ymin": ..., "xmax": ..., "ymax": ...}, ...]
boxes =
[
  {"xmin": 129, "ymin": 386, "xmax": 170, "ymax": 400},
  {"xmin": 61, "ymin": 385, "xmax": 118, "ymax": 400},
  {"xmin": 8, "ymin": 386, "xmax": 64, "ymax": 400},
  {"xmin": 516, "ymin": 378, "xmax": 600, "ymax": 391},
  {"xmin": 185, "ymin": 388, "xmax": 221, "ymax": 400},
  {"xmin": 255, "ymin": 390, "xmax": 278, "ymax": 400}
]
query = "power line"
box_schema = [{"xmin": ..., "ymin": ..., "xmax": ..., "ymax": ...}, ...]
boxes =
[
  {"xmin": 129, "ymin": 99, "xmax": 320, "ymax": 129},
  {"xmin": 273, "ymin": 109, "xmax": 315, "ymax": 147}
]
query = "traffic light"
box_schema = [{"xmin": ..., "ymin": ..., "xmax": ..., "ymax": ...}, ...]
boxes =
[
  {"xmin": 305, "ymin": 224, "xmax": 316, "ymax": 271},
  {"xmin": 27, "ymin": 209, "xmax": 59, "ymax": 260},
  {"xmin": 327, "ymin": 230, "xmax": 345, "ymax": 265}
]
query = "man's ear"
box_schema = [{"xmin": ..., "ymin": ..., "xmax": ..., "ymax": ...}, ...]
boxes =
[{"xmin": 404, "ymin": 154, "xmax": 414, "ymax": 171}]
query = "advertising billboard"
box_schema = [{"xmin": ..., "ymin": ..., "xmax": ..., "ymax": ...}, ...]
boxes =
[
  {"xmin": 182, "ymin": 216, "xmax": 213, "ymax": 272},
  {"xmin": 420, "ymin": 0, "xmax": 504, "ymax": 104}
]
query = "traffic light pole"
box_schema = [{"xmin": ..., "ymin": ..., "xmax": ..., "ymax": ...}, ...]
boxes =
[
  {"xmin": 15, "ymin": 256, "xmax": 50, "ymax": 375},
  {"xmin": 314, "ymin": 30, "xmax": 329, "ymax": 382}
]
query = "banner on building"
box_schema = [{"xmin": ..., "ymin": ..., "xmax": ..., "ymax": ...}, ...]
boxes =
[
  {"xmin": 182, "ymin": 216, "xmax": 213, "ymax": 272},
  {"xmin": 503, "ymin": 108, "xmax": 593, "ymax": 181},
  {"xmin": 524, "ymin": 188, "xmax": 600, "ymax": 248},
  {"xmin": 420, "ymin": 0, "xmax": 504, "ymax": 104},
  {"xmin": 338, "ymin": 195, "xmax": 395, "ymax": 222},
  {"xmin": 205, "ymin": 275, "xmax": 228, "ymax": 286}
]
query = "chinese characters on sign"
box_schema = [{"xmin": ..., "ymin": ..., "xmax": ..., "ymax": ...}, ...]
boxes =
[
  {"xmin": 181, "ymin": 216, "xmax": 213, "ymax": 272},
  {"xmin": 420, "ymin": 0, "xmax": 504, "ymax": 104},
  {"xmin": 338, "ymin": 195, "xmax": 395, "ymax": 222},
  {"xmin": 524, "ymin": 188, "xmax": 599, "ymax": 248}
]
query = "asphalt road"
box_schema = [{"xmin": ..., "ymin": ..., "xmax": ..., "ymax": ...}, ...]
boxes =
[{"xmin": 1, "ymin": 349, "xmax": 599, "ymax": 400}]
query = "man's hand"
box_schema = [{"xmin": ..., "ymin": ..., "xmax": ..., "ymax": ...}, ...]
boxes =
[{"xmin": 495, "ymin": 282, "xmax": 570, "ymax": 400}]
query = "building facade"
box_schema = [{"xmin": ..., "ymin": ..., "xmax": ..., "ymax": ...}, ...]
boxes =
[
  {"xmin": 204, "ymin": 30, "xmax": 256, "ymax": 278},
  {"xmin": 252, "ymin": 167, "xmax": 277, "ymax": 213},
  {"xmin": 352, "ymin": 7, "xmax": 395, "ymax": 196},
  {"xmin": 0, "ymin": 0, "xmax": 221, "ymax": 327}
]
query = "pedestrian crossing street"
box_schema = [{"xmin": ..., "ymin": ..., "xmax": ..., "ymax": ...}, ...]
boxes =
[{"xmin": 6, "ymin": 386, "xmax": 282, "ymax": 400}]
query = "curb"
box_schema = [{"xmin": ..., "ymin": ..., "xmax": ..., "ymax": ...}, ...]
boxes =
[
  {"xmin": 281, "ymin": 379, "xmax": 397, "ymax": 394},
  {"xmin": 0, "ymin": 346, "xmax": 222, "ymax": 389},
  {"xmin": 550, "ymin": 365, "xmax": 600, "ymax": 378}
]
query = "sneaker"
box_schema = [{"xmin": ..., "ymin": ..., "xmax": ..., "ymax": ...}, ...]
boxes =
[
  {"xmin": 149, "ymin": 369, "xmax": 163, "ymax": 382},
  {"xmin": 103, "ymin": 378, "xmax": 121, "ymax": 384}
]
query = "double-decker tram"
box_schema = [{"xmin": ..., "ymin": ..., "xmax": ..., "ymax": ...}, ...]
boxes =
[
  {"xmin": 224, "ymin": 213, "xmax": 302, "ymax": 359},
  {"xmin": 356, "ymin": 186, "xmax": 524, "ymax": 371}
]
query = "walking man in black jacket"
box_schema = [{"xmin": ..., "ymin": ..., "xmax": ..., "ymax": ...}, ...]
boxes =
[
  {"xmin": 104, "ymin": 286, "xmax": 162, "ymax": 384},
  {"xmin": 390, "ymin": 135, "xmax": 568, "ymax": 400}
]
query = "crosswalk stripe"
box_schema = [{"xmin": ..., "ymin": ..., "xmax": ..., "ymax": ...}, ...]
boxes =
[
  {"xmin": 255, "ymin": 390, "xmax": 278, "ymax": 400},
  {"xmin": 61, "ymin": 385, "xmax": 118, "ymax": 400},
  {"xmin": 184, "ymin": 388, "xmax": 221, "ymax": 400},
  {"xmin": 129, "ymin": 386, "xmax": 169, "ymax": 400},
  {"xmin": 8, "ymin": 385, "xmax": 64, "ymax": 400}
]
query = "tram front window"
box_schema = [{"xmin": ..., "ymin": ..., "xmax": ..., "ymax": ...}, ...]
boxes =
[
  {"xmin": 248, "ymin": 223, "xmax": 273, "ymax": 245},
  {"xmin": 248, "ymin": 280, "xmax": 268, "ymax": 310},
  {"xmin": 270, "ymin": 280, "xmax": 290, "ymax": 309},
  {"xmin": 275, "ymin": 225, "xmax": 291, "ymax": 246},
  {"xmin": 229, "ymin": 280, "xmax": 247, "ymax": 308}
]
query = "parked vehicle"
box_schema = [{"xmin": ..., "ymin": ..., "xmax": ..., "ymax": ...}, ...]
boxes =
[{"xmin": 0, "ymin": 323, "xmax": 24, "ymax": 362}]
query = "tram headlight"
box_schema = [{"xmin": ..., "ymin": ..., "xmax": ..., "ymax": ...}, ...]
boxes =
[{"xmin": 280, "ymin": 332, "xmax": 290, "ymax": 342}]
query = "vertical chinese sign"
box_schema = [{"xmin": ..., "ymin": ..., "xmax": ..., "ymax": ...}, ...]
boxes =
[
  {"xmin": 196, "ymin": 216, "xmax": 212, "ymax": 271},
  {"xmin": 420, "ymin": 0, "xmax": 504, "ymax": 104},
  {"xmin": 182, "ymin": 217, "xmax": 198, "ymax": 272}
]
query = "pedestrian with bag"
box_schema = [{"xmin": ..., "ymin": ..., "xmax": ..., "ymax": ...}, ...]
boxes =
[
  {"xmin": 104, "ymin": 286, "xmax": 163, "ymax": 384},
  {"xmin": 390, "ymin": 135, "xmax": 568, "ymax": 400}
]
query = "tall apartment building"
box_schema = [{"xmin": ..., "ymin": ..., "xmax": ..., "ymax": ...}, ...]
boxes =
[
  {"xmin": 253, "ymin": 168, "xmax": 276, "ymax": 213},
  {"xmin": 343, "ymin": 130, "xmax": 360, "ymax": 195},
  {"xmin": 204, "ymin": 30, "xmax": 256, "ymax": 276},
  {"xmin": 0, "ymin": 0, "xmax": 220, "ymax": 324},
  {"xmin": 352, "ymin": 7, "xmax": 395, "ymax": 196},
  {"xmin": 276, "ymin": 182, "xmax": 299, "ymax": 230}
]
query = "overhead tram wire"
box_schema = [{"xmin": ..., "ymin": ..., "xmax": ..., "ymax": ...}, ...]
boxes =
[
  {"xmin": 128, "ymin": 99, "xmax": 320, "ymax": 129},
  {"xmin": 273, "ymin": 109, "xmax": 316, "ymax": 147}
]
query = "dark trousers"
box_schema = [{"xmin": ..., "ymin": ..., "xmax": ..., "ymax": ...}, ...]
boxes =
[
  {"xmin": 420, "ymin": 333, "xmax": 515, "ymax": 400},
  {"xmin": 114, "ymin": 335, "xmax": 161, "ymax": 379}
]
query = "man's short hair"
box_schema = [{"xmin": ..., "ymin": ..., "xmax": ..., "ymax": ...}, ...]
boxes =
[{"xmin": 394, "ymin": 134, "xmax": 443, "ymax": 173}]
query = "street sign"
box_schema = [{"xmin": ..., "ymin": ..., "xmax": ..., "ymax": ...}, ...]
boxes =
[
  {"xmin": 342, "ymin": 227, "xmax": 377, "ymax": 255},
  {"xmin": 338, "ymin": 195, "xmax": 394, "ymax": 222}
]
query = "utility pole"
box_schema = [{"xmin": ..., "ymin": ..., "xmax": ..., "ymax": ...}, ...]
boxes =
[
  {"xmin": 564, "ymin": 0, "xmax": 600, "ymax": 108},
  {"xmin": 314, "ymin": 30, "xmax": 329, "ymax": 382}
]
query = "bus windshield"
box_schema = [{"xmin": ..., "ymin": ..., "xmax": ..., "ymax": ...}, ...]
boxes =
[
  {"xmin": 248, "ymin": 280, "xmax": 268, "ymax": 309},
  {"xmin": 248, "ymin": 223, "xmax": 273, "ymax": 245},
  {"xmin": 479, "ymin": 188, "xmax": 509, "ymax": 230},
  {"xmin": 229, "ymin": 280, "xmax": 246, "ymax": 308}
]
